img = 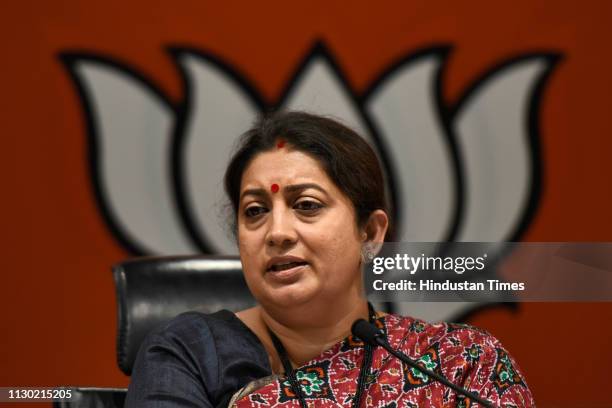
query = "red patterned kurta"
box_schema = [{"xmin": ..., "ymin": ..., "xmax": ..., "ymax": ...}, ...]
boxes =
[{"xmin": 232, "ymin": 314, "xmax": 534, "ymax": 408}]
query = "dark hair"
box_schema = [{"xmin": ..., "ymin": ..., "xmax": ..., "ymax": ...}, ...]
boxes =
[{"xmin": 224, "ymin": 111, "xmax": 393, "ymax": 240}]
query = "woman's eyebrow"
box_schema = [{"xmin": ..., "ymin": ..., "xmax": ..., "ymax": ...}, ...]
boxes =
[
  {"xmin": 240, "ymin": 183, "xmax": 328, "ymax": 201},
  {"xmin": 284, "ymin": 183, "xmax": 329, "ymax": 196},
  {"xmin": 240, "ymin": 188, "xmax": 266, "ymax": 201}
]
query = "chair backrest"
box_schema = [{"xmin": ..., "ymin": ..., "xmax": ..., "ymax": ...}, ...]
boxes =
[{"xmin": 112, "ymin": 255, "xmax": 255, "ymax": 375}]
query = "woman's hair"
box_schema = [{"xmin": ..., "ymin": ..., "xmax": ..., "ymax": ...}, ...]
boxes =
[{"xmin": 224, "ymin": 110, "xmax": 393, "ymax": 240}]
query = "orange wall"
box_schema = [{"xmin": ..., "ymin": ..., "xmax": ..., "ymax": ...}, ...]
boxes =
[{"xmin": 2, "ymin": 2, "xmax": 612, "ymax": 406}]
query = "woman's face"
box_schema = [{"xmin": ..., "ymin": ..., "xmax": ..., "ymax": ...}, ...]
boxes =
[{"xmin": 237, "ymin": 148, "xmax": 365, "ymax": 309}]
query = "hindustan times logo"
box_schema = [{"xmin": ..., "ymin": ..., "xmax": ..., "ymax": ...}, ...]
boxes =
[{"xmin": 371, "ymin": 253, "xmax": 488, "ymax": 275}]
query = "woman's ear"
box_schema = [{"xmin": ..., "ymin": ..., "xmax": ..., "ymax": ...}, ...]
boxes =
[
  {"xmin": 361, "ymin": 210, "xmax": 388, "ymax": 261},
  {"xmin": 362, "ymin": 210, "xmax": 389, "ymax": 243}
]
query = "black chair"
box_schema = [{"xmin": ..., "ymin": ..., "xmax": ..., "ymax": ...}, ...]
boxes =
[
  {"xmin": 54, "ymin": 255, "xmax": 255, "ymax": 407},
  {"xmin": 113, "ymin": 255, "xmax": 255, "ymax": 375}
]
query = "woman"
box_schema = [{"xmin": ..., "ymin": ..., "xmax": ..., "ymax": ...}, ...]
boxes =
[{"xmin": 126, "ymin": 111, "xmax": 534, "ymax": 407}]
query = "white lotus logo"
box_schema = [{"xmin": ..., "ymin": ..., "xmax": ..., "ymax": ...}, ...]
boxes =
[{"xmin": 61, "ymin": 43, "xmax": 559, "ymax": 321}]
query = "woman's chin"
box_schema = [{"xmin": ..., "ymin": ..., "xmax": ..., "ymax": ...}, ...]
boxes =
[{"xmin": 259, "ymin": 281, "xmax": 320, "ymax": 309}]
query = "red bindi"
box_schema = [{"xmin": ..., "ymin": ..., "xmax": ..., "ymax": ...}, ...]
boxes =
[
  {"xmin": 270, "ymin": 183, "xmax": 280, "ymax": 193},
  {"xmin": 276, "ymin": 139, "xmax": 286, "ymax": 148}
]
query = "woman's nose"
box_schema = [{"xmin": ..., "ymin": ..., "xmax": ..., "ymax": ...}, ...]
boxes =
[{"xmin": 265, "ymin": 207, "xmax": 297, "ymax": 248}]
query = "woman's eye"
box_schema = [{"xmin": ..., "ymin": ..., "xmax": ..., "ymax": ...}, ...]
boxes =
[
  {"xmin": 294, "ymin": 200, "xmax": 323, "ymax": 213},
  {"xmin": 244, "ymin": 206, "xmax": 268, "ymax": 218}
]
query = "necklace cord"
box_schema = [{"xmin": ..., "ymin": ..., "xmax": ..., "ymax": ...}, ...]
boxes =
[{"xmin": 266, "ymin": 303, "xmax": 378, "ymax": 408}]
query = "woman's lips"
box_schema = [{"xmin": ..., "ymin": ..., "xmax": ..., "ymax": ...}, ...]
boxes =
[{"xmin": 266, "ymin": 263, "xmax": 308, "ymax": 283}]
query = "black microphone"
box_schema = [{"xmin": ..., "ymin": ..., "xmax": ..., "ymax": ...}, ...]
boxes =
[{"xmin": 351, "ymin": 319, "xmax": 494, "ymax": 408}]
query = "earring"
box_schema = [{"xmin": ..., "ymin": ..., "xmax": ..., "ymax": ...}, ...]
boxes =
[{"xmin": 362, "ymin": 244, "xmax": 375, "ymax": 263}]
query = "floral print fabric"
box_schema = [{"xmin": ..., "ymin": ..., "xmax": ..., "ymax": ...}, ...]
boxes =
[{"xmin": 232, "ymin": 314, "xmax": 534, "ymax": 407}]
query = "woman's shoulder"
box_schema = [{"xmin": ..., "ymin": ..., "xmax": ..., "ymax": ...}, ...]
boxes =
[
  {"xmin": 382, "ymin": 313, "xmax": 501, "ymax": 349},
  {"xmin": 148, "ymin": 309, "xmax": 254, "ymax": 343},
  {"xmin": 141, "ymin": 309, "xmax": 271, "ymax": 371},
  {"xmin": 127, "ymin": 310, "xmax": 272, "ymax": 408},
  {"xmin": 382, "ymin": 313, "xmax": 534, "ymax": 405},
  {"xmin": 381, "ymin": 313, "xmax": 516, "ymax": 367}
]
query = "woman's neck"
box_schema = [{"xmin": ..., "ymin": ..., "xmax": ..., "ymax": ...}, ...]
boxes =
[{"xmin": 237, "ymin": 298, "xmax": 371, "ymax": 372}]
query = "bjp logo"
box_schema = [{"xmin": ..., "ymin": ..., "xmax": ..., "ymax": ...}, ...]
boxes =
[{"xmin": 61, "ymin": 42, "xmax": 559, "ymax": 320}]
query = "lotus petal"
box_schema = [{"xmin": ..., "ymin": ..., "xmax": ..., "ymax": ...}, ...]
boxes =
[
  {"xmin": 454, "ymin": 57, "xmax": 552, "ymax": 241},
  {"xmin": 69, "ymin": 58, "xmax": 197, "ymax": 254},
  {"xmin": 366, "ymin": 52, "xmax": 456, "ymax": 242},
  {"xmin": 176, "ymin": 51, "xmax": 259, "ymax": 254},
  {"xmin": 282, "ymin": 50, "xmax": 369, "ymax": 138}
]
